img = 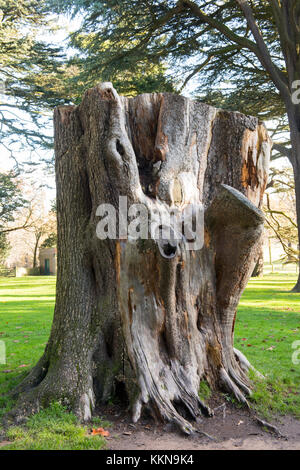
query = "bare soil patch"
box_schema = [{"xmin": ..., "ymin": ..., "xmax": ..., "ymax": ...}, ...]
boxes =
[{"xmin": 98, "ymin": 400, "xmax": 300, "ymax": 451}]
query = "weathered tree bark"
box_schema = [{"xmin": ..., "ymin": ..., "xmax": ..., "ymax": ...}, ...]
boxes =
[
  {"xmin": 12, "ymin": 84, "xmax": 271, "ymax": 433},
  {"xmin": 288, "ymin": 110, "xmax": 300, "ymax": 292}
]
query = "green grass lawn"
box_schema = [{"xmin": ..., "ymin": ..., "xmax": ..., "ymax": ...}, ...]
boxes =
[
  {"xmin": 0, "ymin": 273, "xmax": 299, "ymax": 448},
  {"xmin": 0, "ymin": 276, "xmax": 107, "ymax": 449},
  {"xmin": 0, "ymin": 276, "xmax": 56, "ymax": 419},
  {"xmin": 236, "ymin": 272, "xmax": 300, "ymax": 417}
]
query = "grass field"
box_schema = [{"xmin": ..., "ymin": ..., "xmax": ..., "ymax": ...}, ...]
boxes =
[
  {"xmin": 0, "ymin": 273, "xmax": 300, "ymax": 448},
  {"xmin": 0, "ymin": 277, "xmax": 56, "ymax": 419},
  {"xmin": 236, "ymin": 273, "xmax": 300, "ymax": 417}
]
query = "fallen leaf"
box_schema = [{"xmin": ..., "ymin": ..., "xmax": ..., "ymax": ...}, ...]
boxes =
[
  {"xmin": 18, "ymin": 364, "xmax": 30, "ymax": 368},
  {"xmin": 237, "ymin": 420, "xmax": 244, "ymax": 426},
  {"xmin": 123, "ymin": 431, "xmax": 132, "ymax": 436},
  {"xmin": 91, "ymin": 427, "xmax": 110, "ymax": 437},
  {"xmin": 267, "ymin": 346, "xmax": 275, "ymax": 351}
]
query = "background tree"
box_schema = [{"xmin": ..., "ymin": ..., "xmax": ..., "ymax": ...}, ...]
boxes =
[
  {"xmin": 0, "ymin": 172, "xmax": 25, "ymax": 225},
  {"xmin": 40, "ymin": 200, "xmax": 57, "ymax": 250},
  {"xmin": 26, "ymin": 207, "xmax": 56, "ymax": 268},
  {"xmin": 41, "ymin": 232, "xmax": 57, "ymax": 249},
  {"xmin": 0, "ymin": 0, "xmax": 71, "ymax": 167},
  {"xmin": 0, "ymin": 232, "xmax": 9, "ymax": 269},
  {"xmin": 54, "ymin": 0, "xmax": 300, "ymax": 290},
  {"xmin": 1, "ymin": 178, "xmax": 56, "ymax": 268},
  {"xmin": 0, "ymin": 171, "xmax": 30, "ymax": 234},
  {"xmin": 265, "ymin": 166, "xmax": 298, "ymax": 264},
  {"xmin": 0, "ymin": 1, "xmax": 177, "ymax": 173},
  {"xmin": 0, "ymin": 170, "xmax": 29, "ymax": 270},
  {"xmin": 52, "ymin": 12, "xmax": 177, "ymax": 102}
]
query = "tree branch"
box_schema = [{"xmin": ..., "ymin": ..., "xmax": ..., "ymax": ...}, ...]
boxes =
[
  {"xmin": 235, "ymin": 0, "xmax": 290, "ymax": 101},
  {"xmin": 272, "ymin": 142, "xmax": 292, "ymax": 160},
  {"xmin": 0, "ymin": 208, "xmax": 33, "ymax": 234},
  {"xmin": 179, "ymin": 55, "xmax": 214, "ymax": 91},
  {"xmin": 181, "ymin": 0, "xmax": 260, "ymax": 53}
]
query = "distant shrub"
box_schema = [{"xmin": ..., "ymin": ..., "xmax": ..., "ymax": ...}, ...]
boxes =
[{"xmin": 29, "ymin": 267, "xmax": 40, "ymax": 276}]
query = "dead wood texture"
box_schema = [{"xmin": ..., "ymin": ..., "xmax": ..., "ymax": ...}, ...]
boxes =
[{"xmin": 13, "ymin": 83, "xmax": 271, "ymax": 433}]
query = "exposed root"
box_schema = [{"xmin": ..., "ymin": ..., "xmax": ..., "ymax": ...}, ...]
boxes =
[
  {"xmin": 196, "ymin": 429, "xmax": 216, "ymax": 441},
  {"xmin": 219, "ymin": 368, "xmax": 249, "ymax": 406},
  {"xmin": 234, "ymin": 348, "xmax": 264, "ymax": 379},
  {"xmin": 228, "ymin": 366, "xmax": 252, "ymax": 397},
  {"xmin": 132, "ymin": 385, "xmax": 197, "ymax": 435},
  {"xmin": 170, "ymin": 361, "xmax": 213, "ymax": 418},
  {"xmin": 255, "ymin": 416, "xmax": 286, "ymax": 438},
  {"xmin": 7, "ymin": 359, "xmax": 96, "ymax": 426}
]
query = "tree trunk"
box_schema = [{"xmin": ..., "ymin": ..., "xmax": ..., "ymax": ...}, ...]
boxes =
[
  {"xmin": 12, "ymin": 84, "xmax": 271, "ymax": 433},
  {"xmin": 286, "ymin": 105, "xmax": 300, "ymax": 292},
  {"xmin": 251, "ymin": 243, "xmax": 264, "ymax": 277},
  {"xmin": 32, "ymin": 233, "xmax": 41, "ymax": 269},
  {"xmin": 291, "ymin": 164, "xmax": 300, "ymax": 292}
]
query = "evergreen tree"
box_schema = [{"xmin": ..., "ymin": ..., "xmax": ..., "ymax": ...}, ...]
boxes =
[
  {"xmin": 0, "ymin": 171, "xmax": 26, "ymax": 228},
  {"xmin": 0, "ymin": 0, "xmax": 70, "ymax": 163},
  {"xmin": 1, "ymin": 1, "xmax": 177, "ymax": 171},
  {"xmin": 54, "ymin": 0, "xmax": 300, "ymax": 290},
  {"xmin": 0, "ymin": 232, "xmax": 9, "ymax": 268},
  {"xmin": 0, "ymin": 170, "xmax": 26, "ymax": 267}
]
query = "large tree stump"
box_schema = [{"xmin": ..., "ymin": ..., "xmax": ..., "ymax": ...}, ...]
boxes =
[{"xmin": 13, "ymin": 83, "xmax": 271, "ymax": 433}]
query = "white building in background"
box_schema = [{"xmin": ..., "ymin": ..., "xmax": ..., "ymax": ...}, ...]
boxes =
[{"xmin": 39, "ymin": 247, "xmax": 57, "ymax": 275}]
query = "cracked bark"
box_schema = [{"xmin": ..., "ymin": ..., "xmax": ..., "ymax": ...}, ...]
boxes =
[{"xmin": 11, "ymin": 83, "xmax": 271, "ymax": 434}]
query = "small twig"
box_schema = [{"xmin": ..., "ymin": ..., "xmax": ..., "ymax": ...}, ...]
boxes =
[
  {"xmin": 213, "ymin": 403, "xmax": 226, "ymax": 412},
  {"xmin": 196, "ymin": 429, "xmax": 216, "ymax": 441},
  {"xmin": 255, "ymin": 416, "xmax": 286, "ymax": 439},
  {"xmin": 212, "ymin": 403, "xmax": 226, "ymax": 422}
]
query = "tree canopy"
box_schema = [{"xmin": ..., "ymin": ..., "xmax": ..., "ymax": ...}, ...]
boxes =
[
  {"xmin": 0, "ymin": 170, "xmax": 26, "ymax": 268},
  {"xmin": 0, "ymin": 0, "xmax": 178, "ymax": 170},
  {"xmin": 54, "ymin": 0, "xmax": 300, "ymax": 288},
  {"xmin": 0, "ymin": 171, "xmax": 26, "ymax": 228},
  {"xmin": 0, "ymin": 0, "xmax": 70, "ymax": 162},
  {"xmin": 55, "ymin": 0, "xmax": 297, "ymax": 153}
]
